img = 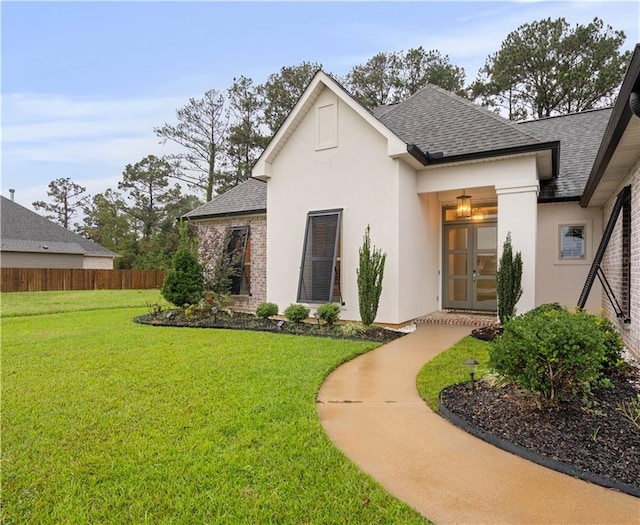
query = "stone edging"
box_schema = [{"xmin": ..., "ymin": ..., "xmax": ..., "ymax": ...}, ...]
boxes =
[{"xmin": 438, "ymin": 394, "xmax": 640, "ymax": 499}]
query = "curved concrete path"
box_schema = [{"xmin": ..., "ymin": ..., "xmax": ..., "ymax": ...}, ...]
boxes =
[{"xmin": 317, "ymin": 324, "xmax": 640, "ymax": 524}]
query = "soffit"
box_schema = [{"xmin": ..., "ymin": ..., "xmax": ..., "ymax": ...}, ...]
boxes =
[{"xmin": 588, "ymin": 116, "xmax": 640, "ymax": 207}]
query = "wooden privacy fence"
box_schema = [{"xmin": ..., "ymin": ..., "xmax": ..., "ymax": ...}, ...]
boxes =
[{"xmin": 1, "ymin": 268, "xmax": 168, "ymax": 293}]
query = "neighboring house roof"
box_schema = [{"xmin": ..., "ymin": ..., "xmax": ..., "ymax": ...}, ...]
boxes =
[
  {"xmin": 518, "ymin": 108, "xmax": 613, "ymax": 202},
  {"xmin": 0, "ymin": 196, "xmax": 117, "ymax": 257},
  {"xmin": 581, "ymin": 44, "xmax": 640, "ymax": 208},
  {"xmin": 183, "ymin": 178, "xmax": 266, "ymax": 220}
]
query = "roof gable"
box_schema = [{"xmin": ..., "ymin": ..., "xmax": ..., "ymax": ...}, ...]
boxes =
[
  {"xmin": 252, "ymin": 71, "xmax": 409, "ymax": 179},
  {"xmin": 0, "ymin": 196, "xmax": 116, "ymax": 257}
]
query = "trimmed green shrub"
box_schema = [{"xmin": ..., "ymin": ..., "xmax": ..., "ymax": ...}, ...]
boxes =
[
  {"xmin": 489, "ymin": 304, "xmax": 606, "ymax": 401},
  {"xmin": 317, "ymin": 303, "xmax": 341, "ymax": 325},
  {"xmin": 256, "ymin": 302, "xmax": 279, "ymax": 319},
  {"xmin": 592, "ymin": 313, "xmax": 625, "ymax": 369},
  {"xmin": 161, "ymin": 248, "xmax": 205, "ymax": 307},
  {"xmin": 496, "ymin": 232, "xmax": 523, "ymax": 324},
  {"xmin": 357, "ymin": 225, "xmax": 386, "ymax": 326},
  {"xmin": 284, "ymin": 304, "xmax": 310, "ymax": 323}
]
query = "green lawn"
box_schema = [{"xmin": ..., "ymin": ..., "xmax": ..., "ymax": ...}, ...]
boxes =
[
  {"xmin": 1, "ymin": 291, "xmax": 427, "ymax": 524},
  {"xmin": 0, "ymin": 289, "xmax": 169, "ymax": 317},
  {"xmin": 416, "ymin": 336, "xmax": 491, "ymax": 411}
]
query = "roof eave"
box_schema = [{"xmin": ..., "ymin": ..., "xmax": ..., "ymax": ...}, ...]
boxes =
[
  {"xmin": 183, "ymin": 209, "xmax": 267, "ymax": 221},
  {"xmin": 581, "ymin": 44, "xmax": 640, "ymax": 207},
  {"xmin": 409, "ymin": 141, "xmax": 560, "ymax": 177}
]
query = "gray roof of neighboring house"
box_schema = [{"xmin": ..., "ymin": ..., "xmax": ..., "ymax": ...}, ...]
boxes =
[
  {"xmin": 183, "ymin": 178, "xmax": 266, "ymax": 220},
  {"xmin": 518, "ymin": 108, "xmax": 613, "ymax": 201},
  {"xmin": 373, "ymin": 83, "xmax": 547, "ymax": 158},
  {"xmin": 0, "ymin": 196, "xmax": 117, "ymax": 257}
]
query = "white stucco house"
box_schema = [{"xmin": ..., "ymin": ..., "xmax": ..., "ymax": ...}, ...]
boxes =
[{"xmin": 185, "ymin": 44, "xmax": 640, "ymax": 356}]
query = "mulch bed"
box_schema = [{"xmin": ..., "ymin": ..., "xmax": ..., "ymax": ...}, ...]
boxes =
[
  {"xmin": 440, "ymin": 367, "xmax": 640, "ymax": 497},
  {"xmin": 134, "ymin": 310, "xmax": 406, "ymax": 344}
]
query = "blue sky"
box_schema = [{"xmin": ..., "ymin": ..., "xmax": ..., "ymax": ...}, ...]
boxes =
[{"xmin": 2, "ymin": 1, "xmax": 639, "ymax": 211}]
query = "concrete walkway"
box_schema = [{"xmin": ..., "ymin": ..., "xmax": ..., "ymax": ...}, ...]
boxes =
[{"xmin": 317, "ymin": 324, "xmax": 640, "ymax": 524}]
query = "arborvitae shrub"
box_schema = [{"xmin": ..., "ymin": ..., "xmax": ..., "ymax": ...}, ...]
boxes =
[
  {"xmin": 357, "ymin": 225, "xmax": 386, "ymax": 326},
  {"xmin": 161, "ymin": 248, "xmax": 205, "ymax": 307},
  {"xmin": 496, "ymin": 232, "xmax": 523, "ymax": 324}
]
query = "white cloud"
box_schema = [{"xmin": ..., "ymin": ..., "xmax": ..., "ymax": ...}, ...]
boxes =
[{"xmin": 1, "ymin": 92, "xmax": 191, "ymax": 208}]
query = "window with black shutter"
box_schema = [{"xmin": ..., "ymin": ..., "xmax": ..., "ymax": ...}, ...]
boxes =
[
  {"xmin": 226, "ymin": 226, "xmax": 250, "ymax": 295},
  {"xmin": 297, "ymin": 210, "xmax": 342, "ymax": 303}
]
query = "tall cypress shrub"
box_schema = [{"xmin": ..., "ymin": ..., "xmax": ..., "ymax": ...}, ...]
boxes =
[
  {"xmin": 496, "ymin": 232, "xmax": 523, "ymax": 324},
  {"xmin": 357, "ymin": 225, "xmax": 386, "ymax": 326},
  {"xmin": 161, "ymin": 247, "xmax": 205, "ymax": 307}
]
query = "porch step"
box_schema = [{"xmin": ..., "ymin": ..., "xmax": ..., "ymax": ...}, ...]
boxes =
[{"xmin": 415, "ymin": 310, "xmax": 498, "ymax": 327}]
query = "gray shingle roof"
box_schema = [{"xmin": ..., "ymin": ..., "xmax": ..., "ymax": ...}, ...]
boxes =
[
  {"xmin": 517, "ymin": 108, "xmax": 612, "ymax": 201},
  {"xmin": 375, "ymin": 84, "xmax": 545, "ymax": 158},
  {"xmin": 183, "ymin": 178, "xmax": 266, "ymax": 220},
  {"xmin": 1, "ymin": 196, "xmax": 117, "ymax": 257}
]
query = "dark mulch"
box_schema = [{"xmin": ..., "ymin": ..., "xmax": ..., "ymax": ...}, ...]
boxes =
[
  {"xmin": 134, "ymin": 309, "xmax": 406, "ymax": 343},
  {"xmin": 471, "ymin": 324, "xmax": 503, "ymax": 341},
  {"xmin": 440, "ymin": 367, "xmax": 640, "ymax": 496}
]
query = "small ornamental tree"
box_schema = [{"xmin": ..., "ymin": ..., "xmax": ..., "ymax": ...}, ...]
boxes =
[
  {"xmin": 357, "ymin": 225, "xmax": 386, "ymax": 326},
  {"xmin": 496, "ymin": 232, "xmax": 523, "ymax": 324},
  {"xmin": 161, "ymin": 247, "xmax": 205, "ymax": 307}
]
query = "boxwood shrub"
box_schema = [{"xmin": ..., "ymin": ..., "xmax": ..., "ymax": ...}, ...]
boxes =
[
  {"xmin": 284, "ymin": 304, "xmax": 310, "ymax": 323},
  {"xmin": 489, "ymin": 304, "xmax": 606, "ymax": 401},
  {"xmin": 255, "ymin": 302, "xmax": 279, "ymax": 319},
  {"xmin": 317, "ymin": 303, "xmax": 341, "ymax": 325}
]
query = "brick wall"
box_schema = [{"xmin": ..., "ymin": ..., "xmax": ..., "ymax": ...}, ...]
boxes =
[
  {"xmin": 601, "ymin": 156, "xmax": 639, "ymax": 357},
  {"xmin": 193, "ymin": 214, "xmax": 267, "ymax": 310}
]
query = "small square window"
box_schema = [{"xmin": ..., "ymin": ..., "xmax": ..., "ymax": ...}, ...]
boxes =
[{"xmin": 560, "ymin": 225, "xmax": 585, "ymax": 259}]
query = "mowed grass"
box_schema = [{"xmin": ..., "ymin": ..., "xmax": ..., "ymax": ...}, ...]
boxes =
[
  {"xmin": 0, "ymin": 289, "xmax": 169, "ymax": 317},
  {"xmin": 416, "ymin": 336, "xmax": 491, "ymax": 411},
  {"xmin": 2, "ymin": 292, "xmax": 427, "ymax": 524}
]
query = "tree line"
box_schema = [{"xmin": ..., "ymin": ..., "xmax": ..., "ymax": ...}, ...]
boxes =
[{"xmin": 32, "ymin": 16, "xmax": 632, "ymax": 269}]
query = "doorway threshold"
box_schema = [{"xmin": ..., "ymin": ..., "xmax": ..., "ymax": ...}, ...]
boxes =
[{"xmin": 415, "ymin": 310, "xmax": 497, "ymax": 327}]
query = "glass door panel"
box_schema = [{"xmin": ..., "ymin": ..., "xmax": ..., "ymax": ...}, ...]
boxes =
[
  {"xmin": 443, "ymin": 221, "xmax": 497, "ymax": 311},
  {"xmin": 473, "ymin": 224, "xmax": 497, "ymax": 309}
]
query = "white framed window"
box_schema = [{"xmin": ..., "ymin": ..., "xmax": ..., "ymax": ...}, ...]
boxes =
[
  {"xmin": 297, "ymin": 209, "xmax": 342, "ymax": 303},
  {"xmin": 554, "ymin": 219, "xmax": 592, "ymax": 265},
  {"xmin": 560, "ymin": 224, "xmax": 585, "ymax": 259}
]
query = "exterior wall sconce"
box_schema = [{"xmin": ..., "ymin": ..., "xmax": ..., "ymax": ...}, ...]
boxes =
[
  {"xmin": 457, "ymin": 192, "xmax": 472, "ymax": 218},
  {"xmin": 464, "ymin": 358, "xmax": 479, "ymax": 389}
]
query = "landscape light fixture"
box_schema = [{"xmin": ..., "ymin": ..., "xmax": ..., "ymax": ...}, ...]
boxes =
[
  {"xmin": 464, "ymin": 358, "xmax": 479, "ymax": 390},
  {"xmin": 456, "ymin": 191, "xmax": 472, "ymax": 219},
  {"xmin": 277, "ymin": 320, "xmax": 285, "ymax": 330}
]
